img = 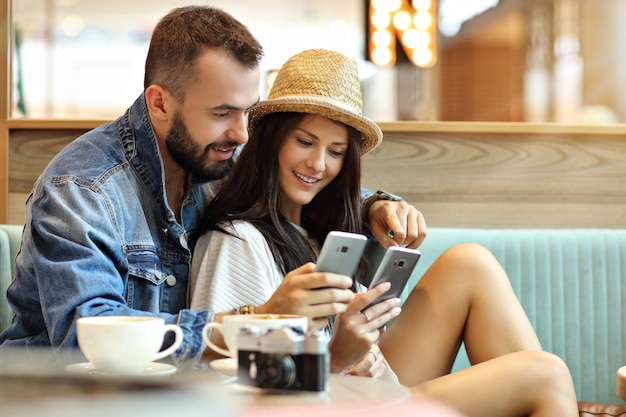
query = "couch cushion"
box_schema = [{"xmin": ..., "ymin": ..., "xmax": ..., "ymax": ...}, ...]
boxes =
[
  {"xmin": 0, "ymin": 229, "xmax": 12, "ymax": 332},
  {"xmin": 0, "ymin": 225, "xmax": 23, "ymax": 332}
]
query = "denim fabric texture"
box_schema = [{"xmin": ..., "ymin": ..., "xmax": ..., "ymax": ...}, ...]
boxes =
[{"xmin": 0, "ymin": 94, "xmax": 220, "ymax": 365}]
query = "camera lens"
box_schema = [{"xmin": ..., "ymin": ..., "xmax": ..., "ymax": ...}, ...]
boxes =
[{"xmin": 256, "ymin": 355, "xmax": 297, "ymax": 389}]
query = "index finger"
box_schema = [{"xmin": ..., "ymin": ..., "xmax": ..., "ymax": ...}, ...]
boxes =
[
  {"xmin": 348, "ymin": 282, "xmax": 392, "ymax": 312},
  {"xmin": 286, "ymin": 263, "xmax": 353, "ymax": 290},
  {"xmin": 371, "ymin": 212, "xmax": 405, "ymax": 248},
  {"xmin": 306, "ymin": 271, "xmax": 354, "ymax": 291}
]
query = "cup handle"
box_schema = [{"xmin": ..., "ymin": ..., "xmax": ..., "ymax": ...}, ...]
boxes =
[
  {"xmin": 202, "ymin": 322, "xmax": 233, "ymax": 357},
  {"xmin": 152, "ymin": 324, "xmax": 184, "ymax": 361}
]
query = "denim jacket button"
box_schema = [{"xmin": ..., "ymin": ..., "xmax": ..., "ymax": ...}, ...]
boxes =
[{"xmin": 165, "ymin": 275, "xmax": 177, "ymax": 287}]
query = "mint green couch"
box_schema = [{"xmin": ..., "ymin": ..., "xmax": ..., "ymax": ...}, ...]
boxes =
[
  {"xmin": 0, "ymin": 224, "xmax": 22, "ymax": 333},
  {"xmin": 401, "ymin": 228, "xmax": 626, "ymax": 406}
]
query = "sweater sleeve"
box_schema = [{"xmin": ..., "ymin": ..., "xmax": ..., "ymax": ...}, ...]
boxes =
[{"xmin": 189, "ymin": 221, "xmax": 284, "ymax": 313}]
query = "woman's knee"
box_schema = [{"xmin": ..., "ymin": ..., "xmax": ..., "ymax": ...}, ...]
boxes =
[
  {"xmin": 518, "ymin": 350, "xmax": 574, "ymax": 388},
  {"xmin": 426, "ymin": 243, "xmax": 507, "ymax": 286},
  {"xmin": 439, "ymin": 243, "xmax": 499, "ymax": 269}
]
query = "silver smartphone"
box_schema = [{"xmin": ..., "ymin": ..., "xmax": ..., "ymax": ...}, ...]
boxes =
[
  {"xmin": 364, "ymin": 246, "xmax": 421, "ymax": 309},
  {"xmin": 314, "ymin": 231, "xmax": 368, "ymax": 277}
]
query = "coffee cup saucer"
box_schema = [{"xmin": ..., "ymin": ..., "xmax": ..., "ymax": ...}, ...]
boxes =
[
  {"xmin": 65, "ymin": 361, "xmax": 177, "ymax": 377},
  {"xmin": 209, "ymin": 358, "xmax": 237, "ymax": 376}
]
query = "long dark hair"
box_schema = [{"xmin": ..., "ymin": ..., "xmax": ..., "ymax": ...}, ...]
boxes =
[{"xmin": 199, "ymin": 112, "xmax": 365, "ymax": 282}]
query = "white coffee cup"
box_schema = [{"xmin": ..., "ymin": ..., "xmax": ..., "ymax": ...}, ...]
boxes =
[
  {"xmin": 76, "ymin": 316, "xmax": 184, "ymax": 374},
  {"xmin": 202, "ymin": 314, "xmax": 307, "ymax": 358}
]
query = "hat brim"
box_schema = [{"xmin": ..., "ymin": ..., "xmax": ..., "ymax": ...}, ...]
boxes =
[{"xmin": 249, "ymin": 95, "xmax": 383, "ymax": 155}]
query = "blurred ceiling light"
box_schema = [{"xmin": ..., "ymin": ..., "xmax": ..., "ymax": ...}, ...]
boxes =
[{"xmin": 61, "ymin": 14, "xmax": 84, "ymax": 37}]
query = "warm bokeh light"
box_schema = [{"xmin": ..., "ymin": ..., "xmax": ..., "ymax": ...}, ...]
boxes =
[
  {"xmin": 412, "ymin": 48, "xmax": 433, "ymax": 66},
  {"xmin": 372, "ymin": 29, "xmax": 393, "ymax": 47},
  {"xmin": 413, "ymin": 11, "xmax": 432, "ymax": 30},
  {"xmin": 371, "ymin": 47, "xmax": 393, "ymax": 66},
  {"xmin": 411, "ymin": 0, "xmax": 431, "ymax": 10},
  {"xmin": 367, "ymin": 0, "xmax": 437, "ymax": 67},
  {"xmin": 401, "ymin": 28, "xmax": 430, "ymax": 49},
  {"xmin": 371, "ymin": 10, "xmax": 391, "ymax": 29},
  {"xmin": 372, "ymin": 0, "xmax": 402, "ymax": 12},
  {"xmin": 393, "ymin": 11, "xmax": 411, "ymax": 30}
]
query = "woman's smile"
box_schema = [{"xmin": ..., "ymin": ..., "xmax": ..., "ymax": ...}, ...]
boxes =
[{"xmin": 293, "ymin": 170, "xmax": 321, "ymax": 185}]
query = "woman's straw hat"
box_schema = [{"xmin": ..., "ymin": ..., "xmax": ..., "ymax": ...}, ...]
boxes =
[{"xmin": 249, "ymin": 49, "xmax": 383, "ymax": 154}]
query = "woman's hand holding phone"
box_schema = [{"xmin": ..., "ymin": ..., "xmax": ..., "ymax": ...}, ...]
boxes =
[
  {"xmin": 328, "ymin": 281, "xmax": 401, "ymax": 372},
  {"xmin": 257, "ymin": 262, "xmax": 355, "ymax": 331}
]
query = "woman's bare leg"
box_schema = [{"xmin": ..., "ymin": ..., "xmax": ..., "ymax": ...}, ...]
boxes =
[
  {"xmin": 379, "ymin": 243, "xmax": 578, "ymax": 415},
  {"xmin": 413, "ymin": 351, "xmax": 578, "ymax": 417},
  {"xmin": 381, "ymin": 243, "xmax": 540, "ymax": 383}
]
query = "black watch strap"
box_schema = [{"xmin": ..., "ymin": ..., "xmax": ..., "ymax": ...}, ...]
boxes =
[
  {"xmin": 373, "ymin": 189, "xmax": 404, "ymax": 202},
  {"xmin": 362, "ymin": 189, "xmax": 404, "ymax": 225}
]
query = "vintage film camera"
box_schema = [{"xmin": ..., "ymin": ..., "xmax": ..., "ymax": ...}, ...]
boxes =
[{"xmin": 237, "ymin": 325, "xmax": 328, "ymax": 392}]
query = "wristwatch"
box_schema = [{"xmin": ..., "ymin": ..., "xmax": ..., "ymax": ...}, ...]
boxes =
[
  {"xmin": 362, "ymin": 189, "xmax": 405, "ymax": 225},
  {"xmin": 372, "ymin": 189, "xmax": 404, "ymax": 202}
]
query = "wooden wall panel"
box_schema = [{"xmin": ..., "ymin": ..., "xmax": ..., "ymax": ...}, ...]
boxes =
[
  {"xmin": 0, "ymin": 0, "xmax": 10, "ymax": 223},
  {"xmin": 9, "ymin": 129, "xmax": 86, "ymax": 224},
  {"xmin": 9, "ymin": 129, "xmax": 82, "ymax": 193},
  {"xmin": 362, "ymin": 125, "xmax": 626, "ymax": 228},
  {"xmin": 8, "ymin": 123, "xmax": 626, "ymax": 229},
  {"xmin": 439, "ymin": 28, "xmax": 524, "ymax": 121}
]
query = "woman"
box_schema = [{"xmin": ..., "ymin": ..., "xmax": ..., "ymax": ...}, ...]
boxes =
[{"xmin": 190, "ymin": 49, "xmax": 578, "ymax": 416}]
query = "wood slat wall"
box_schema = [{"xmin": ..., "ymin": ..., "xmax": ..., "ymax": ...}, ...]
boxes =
[
  {"xmin": 7, "ymin": 122, "xmax": 626, "ymax": 228},
  {"xmin": 363, "ymin": 123, "xmax": 626, "ymax": 228}
]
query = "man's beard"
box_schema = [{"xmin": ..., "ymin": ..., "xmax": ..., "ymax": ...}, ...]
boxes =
[{"xmin": 165, "ymin": 112, "xmax": 236, "ymax": 182}]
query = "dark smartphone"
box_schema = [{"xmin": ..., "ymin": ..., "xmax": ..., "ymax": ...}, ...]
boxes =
[
  {"xmin": 363, "ymin": 246, "xmax": 421, "ymax": 309},
  {"xmin": 314, "ymin": 231, "xmax": 368, "ymax": 277}
]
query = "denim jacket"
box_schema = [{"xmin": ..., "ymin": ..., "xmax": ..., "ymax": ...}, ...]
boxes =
[{"xmin": 0, "ymin": 94, "xmax": 218, "ymax": 364}]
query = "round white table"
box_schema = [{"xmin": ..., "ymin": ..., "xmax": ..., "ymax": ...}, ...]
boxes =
[
  {"xmin": 219, "ymin": 373, "xmax": 410, "ymax": 407},
  {"xmin": 211, "ymin": 373, "xmax": 467, "ymax": 417},
  {"xmin": 0, "ymin": 350, "xmax": 463, "ymax": 417}
]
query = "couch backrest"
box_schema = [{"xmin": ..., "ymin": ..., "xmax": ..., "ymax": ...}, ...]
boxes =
[{"xmin": 403, "ymin": 228, "xmax": 626, "ymax": 405}]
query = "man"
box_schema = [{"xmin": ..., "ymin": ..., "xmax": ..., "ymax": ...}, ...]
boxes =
[{"xmin": 0, "ymin": 6, "xmax": 424, "ymax": 364}]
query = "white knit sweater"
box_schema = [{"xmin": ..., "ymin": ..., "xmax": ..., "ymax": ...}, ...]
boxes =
[{"xmin": 189, "ymin": 220, "xmax": 285, "ymax": 312}]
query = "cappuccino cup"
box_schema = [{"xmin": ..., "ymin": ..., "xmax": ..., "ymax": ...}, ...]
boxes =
[
  {"xmin": 202, "ymin": 314, "xmax": 307, "ymax": 358},
  {"xmin": 76, "ymin": 316, "xmax": 184, "ymax": 374}
]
